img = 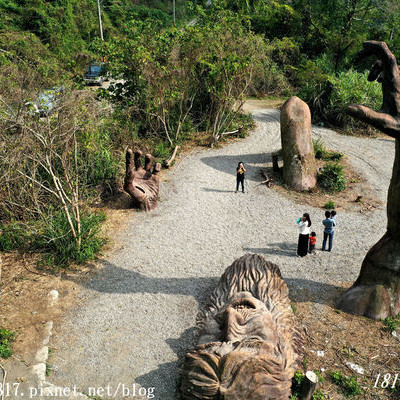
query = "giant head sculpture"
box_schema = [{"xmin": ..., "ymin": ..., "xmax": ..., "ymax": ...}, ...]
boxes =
[{"xmin": 181, "ymin": 254, "xmax": 303, "ymax": 399}]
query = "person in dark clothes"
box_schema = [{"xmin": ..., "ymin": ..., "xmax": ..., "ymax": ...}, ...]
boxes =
[
  {"xmin": 322, "ymin": 210, "xmax": 336, "ymax": 251},
  {"xmin": 330, "ymin": 210, "xmax": 337, "ymax": 223},
  {"xmin": 309, "ymin": 231, "xmax": 317, "ymax": 254},
  {"xmin": 296, "ymin": 213, "xmax": 311, "ymax": 257},
  {"xmin": 236, "ymin": 162, "xmax": 246, "ymax": 193}
]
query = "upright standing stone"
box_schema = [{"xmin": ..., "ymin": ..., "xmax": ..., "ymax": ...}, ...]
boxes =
[{"xmin": 280, "ymin": 96, "xmax": 317, "ymax": 191}]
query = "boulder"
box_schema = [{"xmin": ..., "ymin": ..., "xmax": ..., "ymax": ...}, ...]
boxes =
[{"xmin": 280, "ymin": 97, "xmax": 317, "ymax": 191}]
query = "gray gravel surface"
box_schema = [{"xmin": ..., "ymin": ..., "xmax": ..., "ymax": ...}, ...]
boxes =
[{"xmin": 49, "ymin": 109, "xmax": 395, "ymax": 399}]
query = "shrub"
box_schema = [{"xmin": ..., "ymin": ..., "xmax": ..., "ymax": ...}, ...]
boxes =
[
  {"xmin": 291, "ymin": 370, "xmax": 305, "ymax": 399},
  {"xmin": 0, "ymin": 221, "xmax": 32, "ymax": 251},
  {"xmin": 317, "ymin": 163, "xmax": 346, "ymax": 192},
  {"xmin": 77, "ymin": 125, "xmax": 120, "ymax": 190},
  {"xmin": 313, "ymin": 139, "xmax": 343, "ymax": 161},
  {"xmin": 324, "ymin": 200, "xmax": 336, "ymax": 209},
  {"xmin": 31, "ymin": 210, "xmax": 107, "ymax": 267},
  {"xmin": 312, "ymin": 389, "xmax": 326, "ymax": 400},
  {"xmin": 382, "ymin": 313, "xmax": 400, "ymax": 333},
  {"xmin": 330, "ymin": 370, "xmax": 361, "ymax": 397},
  {"xmin": 0, "ymin": 328, "xmax": 15, "ymax": 359},
  {"xmin": 153, "ymin": 141, "xmax": 172, "ymax": 160},
  {"xmin": 298, "ymin": 68, "xmax": 382, "ymax": 131}
]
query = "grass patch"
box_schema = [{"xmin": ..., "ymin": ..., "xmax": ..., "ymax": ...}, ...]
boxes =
[
  {"xmin": 32, "ymin": 210, "xmax": 107, "ymax": 267},
  {"xmin": 329, "ymin": 370, "xmax": 361, "ymax": 397},
  {"xmin": 323, "ymin": 200, "xmax": 336, "ymax": 209},
  {"xmin": 317, "ymin": 163, "xmax": 347, "ymax": 193},
  {"xmin": 313, "ymin": 139, "xmax": 343, "ymax": 161},
  {"xmin": 1, "ymin": 209, "xmax": 107, "ymax": 268},
  {"xmin": 0, "ymin": 328, "xmax": 15, "ymax": 359},
  {"xmin": 45, "ymin": 362, "xmax": 52, "ymax": 376},
  {"xmin": 0, "ymin": 221, "xmax": 32, "ymax": 251}
]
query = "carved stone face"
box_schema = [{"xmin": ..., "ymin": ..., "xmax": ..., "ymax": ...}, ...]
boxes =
[
  {"xmin": 181, "ymin": 254, "xmax": 303, "ymax": 400},
  {"xmin": 123, "ymin": 149, "xmax": 161, "ymax": 211}
]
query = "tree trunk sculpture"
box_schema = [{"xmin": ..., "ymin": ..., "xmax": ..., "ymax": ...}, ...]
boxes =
[
  {"xmin": 181, "ymin": 254, "xmax": 304, "ymax": 399},
  {"xmin": 338, "ymin": 41, "xmax": 400, "ymax": 319},
  {"xmin": 124, "ymin": 149, "xmax": 161, "ymax": 211}
]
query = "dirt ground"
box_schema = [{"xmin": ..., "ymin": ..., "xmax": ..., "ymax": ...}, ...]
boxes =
[
  {"xmin": 0, "ymin": 198, "xmax": 134, "ymax": 384},
  {"xmin": 1, "ymin": 99, "xmax": 399, "ymax": 399},
  {"xmin": 296, "ymin": 294, "xmax": 400, "ymax": 399},
  {"xmin": 267, "ymin": 156, "xmax": 383, "ymax": 214}
]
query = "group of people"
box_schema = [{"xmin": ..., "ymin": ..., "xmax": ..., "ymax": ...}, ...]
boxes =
[
  {"xmin": 296, "ymin": 210, "xmax": 337, "ymax": 257},
  {"xmin": 234, "ymin": 162, "xmax": 338, "ymax": 258}
]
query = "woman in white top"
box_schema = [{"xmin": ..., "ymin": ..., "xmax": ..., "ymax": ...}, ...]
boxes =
[{"xmin": 296, "ymin": 213, "xmax": 311, "ymax": 257}]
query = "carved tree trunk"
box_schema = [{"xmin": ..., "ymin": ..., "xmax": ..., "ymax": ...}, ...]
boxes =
[
  {"xmin": 337, "ymin": 41, "xmax": 400, "ymax": 319},
  {"xmin": 339, "ymin": 139, "xmax": 400, "ymax": 319}
]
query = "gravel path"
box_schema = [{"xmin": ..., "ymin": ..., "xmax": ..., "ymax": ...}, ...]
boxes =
[{"xmin": 50, "ymin": 109, "xmax": 395, "ymax": 399}]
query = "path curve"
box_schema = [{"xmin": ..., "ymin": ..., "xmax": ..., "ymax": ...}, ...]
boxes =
[{"xmin": 50, "ymin": 109, "xmax": 395, "ymax": 399}]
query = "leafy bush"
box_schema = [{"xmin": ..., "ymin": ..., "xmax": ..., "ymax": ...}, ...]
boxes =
[
  {"xmin": 313, "ymin": 139, "xmax": 343, "ymax": 161},
  {"xmin": 31, "ymin": 210, "xmax": 106, "ymax": 267},
  {"xmin": 330, "ymin": 370, "xmax": 361, "ymax": 397},
  {"xmin": 298, "ymin": 68, "xmax": 382, "ymax": 131},
  {"xmin": 0, "ymin": 328, "xmax": 15, "ymax": 359},
  {"xmin": 0, "ymin": 222, "xmax": 32, "ymax": 251},
  {"xmin": 291, "ymin": 370, "xmax": 305, "ymax": 398},
  {"xmin": 317, "ymin": 163, "xmax": 346, "ymax": 193},
  {"xmin": 324, "ymin": 200, "xmax": 336, "ymax": 210},
  {"xmin": 382, "ymin": 313, "xmax": 400, "ymax": 333},
  {"xmin": 312, "ymin": 389, "xmax": 326, "ymax": 400}
]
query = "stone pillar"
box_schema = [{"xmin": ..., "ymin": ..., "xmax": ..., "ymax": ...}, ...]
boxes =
[{"xmin": 280, "ymin": 96, "xmax": 317, "ymax": 191}]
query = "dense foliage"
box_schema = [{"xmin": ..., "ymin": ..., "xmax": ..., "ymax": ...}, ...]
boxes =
[
  {"xmin": 95, "ymin": 12, "xmax": 276, "ymax": 144},
  {"xmin": 1, "ymin": 0, "xmax": 400, "ymax": 265}
]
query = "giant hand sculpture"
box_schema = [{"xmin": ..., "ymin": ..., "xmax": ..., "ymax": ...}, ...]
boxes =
[
  {"xmin": 181, "ymin": 254, "xmax": 304, "ymax": 400},
  {"xmin": 338, "ymin": 41, "xmax": 400, "ymax": 319},
  {"xmin": 123, "ymin": 149, "xmax": 161, "ymax": 211}
]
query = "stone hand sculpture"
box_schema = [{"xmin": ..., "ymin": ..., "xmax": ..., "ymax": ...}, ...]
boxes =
[
  {"xmin": 181, "ymin": 254, "xmax": 303, "ymax": 400},
  {"xmin": 338, "ymin": 41, "xmax": 400, "ymax": 319},
  {"xmin": 123, "ymin": 149, "xmax": 161, "ymax": 211}
]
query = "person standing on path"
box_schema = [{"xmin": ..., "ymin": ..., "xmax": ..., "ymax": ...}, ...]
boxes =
[
  {"xmin": 296, "ymin": 213, "xmax": 311, "ymax": 257},
  {"xmin": 309, "ymin": 231, "xmax": 317, "ymax": 254},
  {"xmin": 236, "ymin": 162, "xmax": 246, "ymax": 193},
  {"xmin": 322, "ymin": 210, "xmax": 336, "ymax": 252}
]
